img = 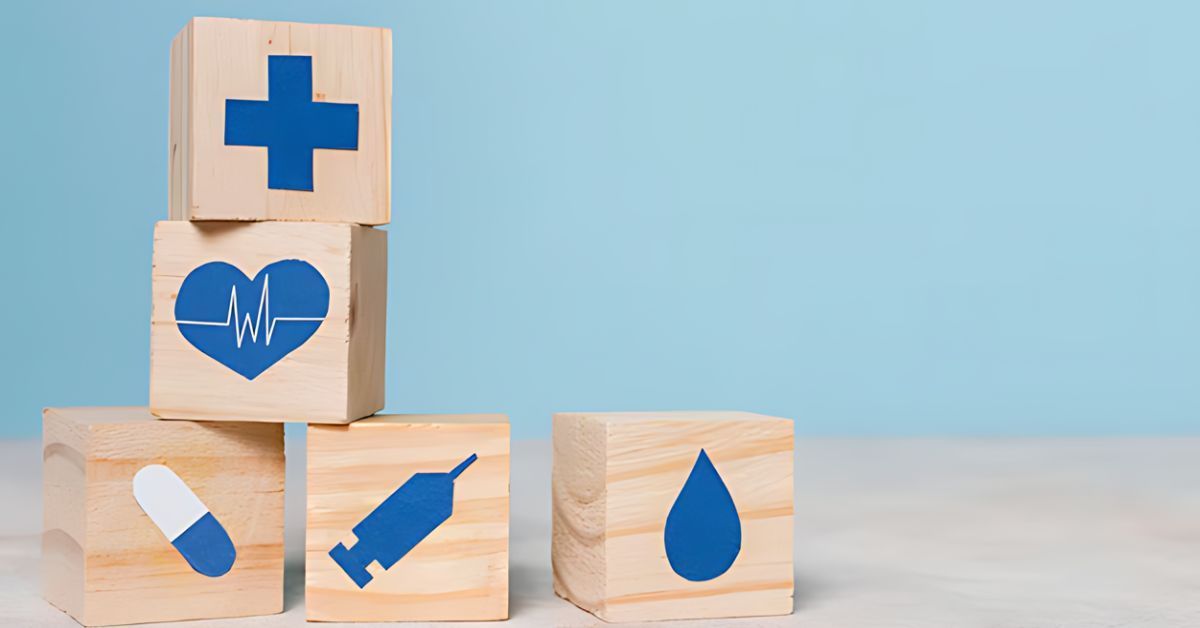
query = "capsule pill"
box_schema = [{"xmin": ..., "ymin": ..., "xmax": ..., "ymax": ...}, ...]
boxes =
[{"xmin": 132, "ymin": 464, "xmax": 236, "ymax": 577}]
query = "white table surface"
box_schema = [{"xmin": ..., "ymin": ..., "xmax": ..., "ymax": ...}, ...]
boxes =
[{"xmin": 2, "ymin": 437, "xmax": 1198, "ymax": 627}]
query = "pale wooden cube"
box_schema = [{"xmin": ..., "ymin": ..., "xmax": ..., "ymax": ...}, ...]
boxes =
[
  {"xmin": 552, "ymin": 411, "xmax": 795, "ymax": 622},
  {"xmin": 42, "ymin": 407, "xmax": 284, "ymax": 626},
  {"xmin": 150, "ymin": 220, "xmax": 386, "ymax": 424},
  {"xmin": 306, "ymin": 414, "xmax": 510, "ymax": 622},
  {"xmin": 169, "ymin": 17, "xmax": 391, "ymax": 224}
]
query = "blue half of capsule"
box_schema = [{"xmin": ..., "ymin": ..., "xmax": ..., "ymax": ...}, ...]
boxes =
[
  {"xmin": 171, "ymin": 512, "xmax": 237, "ymax": 577},
  {"xmin": 133, "ymin": 465, "xmax": 237, "ymax": 577}
]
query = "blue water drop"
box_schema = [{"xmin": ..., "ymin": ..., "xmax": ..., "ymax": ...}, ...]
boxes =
[{"xmin": 664, "ymin": 449, "xmax": 742, "ymax": 581}]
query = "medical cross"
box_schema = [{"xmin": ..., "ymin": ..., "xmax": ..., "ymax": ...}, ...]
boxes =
[{"xmin": 224, "ymin": 55, "xmax": 359, "ymax": 191}]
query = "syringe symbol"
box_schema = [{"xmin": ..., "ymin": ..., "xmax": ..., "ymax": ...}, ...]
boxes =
[{"xmin": 329, "ymin": 453, "xmax": 478, "ymax": 588}]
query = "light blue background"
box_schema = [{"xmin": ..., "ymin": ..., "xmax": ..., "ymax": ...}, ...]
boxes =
[{"xmin": 2, "ymin": 1, "xmax": 1198, "ymax": 438}]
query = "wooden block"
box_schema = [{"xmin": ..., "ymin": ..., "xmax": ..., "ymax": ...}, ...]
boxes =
[
  {"xmin": 552, "ymin": 411, "xmax": 795, "ymax": 622},
  {"xmin": 150, "ymin": 220, "xmax": 386, "ymax": 424},
  {"xmin": 306, "ymin": 414, "xmax": 510, "ymax": 621},
  {"xmin": 42, "ymin": 407, "xmax": 285, "ymax": 626},
  {"xmin": 169, "ymin": 17, "xmax": 392, "ymax": 224}
]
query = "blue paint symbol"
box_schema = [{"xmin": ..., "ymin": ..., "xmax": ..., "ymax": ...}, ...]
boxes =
[
  {"xmin": 172, "ymin": 512, "xmax": 237, "ymax": 577},
  {"xmin": 175, "ymin": 259, "xmax": 329, "ymax": 380},
  {"xmin": 330, "ymin": 454, "xmax": 478, "ymax": 588},
  {"xmin": 225, "ymin": 55, "xmax": 359, "ymax": 191},
  {"xmin": 132, "ymin": 465, "xmax": 237, "ymax": 578},
  {"xmin": 664, "ymin": 449, "xmax": 742, "ymax": 581}
]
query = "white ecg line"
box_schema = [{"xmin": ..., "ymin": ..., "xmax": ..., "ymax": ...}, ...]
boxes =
[{"xmin": 176, "ymin": 274, "xmax": 324, "ymax": 348}]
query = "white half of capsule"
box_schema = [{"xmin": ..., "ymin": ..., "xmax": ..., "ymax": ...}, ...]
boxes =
[{"xmin": 133, "ymin": 465, "xmax": 209, "ymax": 541}]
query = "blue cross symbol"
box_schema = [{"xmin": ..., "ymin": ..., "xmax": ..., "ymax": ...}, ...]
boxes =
[{"xmin": 224, "ymin": 55, "xmax": 359, "ymax": 191}]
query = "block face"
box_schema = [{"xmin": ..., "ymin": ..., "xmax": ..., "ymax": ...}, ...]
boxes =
[
  {"xmin": 169, "ymin": 17, "xmax": 392, "ymax": 224},
  {"xmin": 149, "ymin": 221, "xmax": 386, "ymax": 423},
  {"xmin": 550, "ymin": 413, "xmax": 607, "ymax": 612},
  {"xmin": 42, "ymin": 409, "xmax": 89, "ymax": 622},
  {"xmin": 552, "ymin": 411, "xmax": 795, "ymax": 622},
  {"xmin": 42, "ymin": 407, "xmax": 285, "ymax": 626},
  {"xmin": 306, "ymin": 414, "xmax": 510, "ymax": 621},
  {"xmin": 346, "ymin": 225, "xmax": 388, "ymax": 420}
]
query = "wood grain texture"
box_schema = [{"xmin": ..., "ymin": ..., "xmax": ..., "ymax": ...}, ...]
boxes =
[
  {"xmin": 41, "ymin": 407, "xmax": 284, "ymax": 626},
  {"xmin": 552, "ymin": 411, "xmax": 794, "ymax": 622},
  {"xmin": 306, "ymin": 414, "xmax": 510, "ymax": 622},
  {"xmin": 346, "ymin": 225, "xmax": 387, "ymax": 421},
  {"xmin": 149, "ymin": 221, "xmax": 386, "ymax": 424},
  {"xmin": 168, "ymin": 17, "xmax": 392, "ymax": 225},
  {"xmin": 11, "ymin": 438, "xmax": 1200, "ymax": 627}
]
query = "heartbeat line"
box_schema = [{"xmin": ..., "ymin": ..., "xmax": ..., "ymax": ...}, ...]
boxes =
[{"xmin": 176, "ymin": 274, "xmax": 324, "ymax": 348}]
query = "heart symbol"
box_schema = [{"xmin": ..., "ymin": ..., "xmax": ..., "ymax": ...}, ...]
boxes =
[{"xmin": 175, "ymin": 260, "xmax": 330, "ymax": 380}]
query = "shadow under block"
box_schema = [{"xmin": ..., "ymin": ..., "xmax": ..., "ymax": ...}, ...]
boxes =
[
  {"xmin": 42, "ymin": 407, "xmax": 285, "ymax": 626},
  {"xmin": 552, "ymin": 411, "xmax": 795, "ymax": 622},
  {"xmin": 306, "ymin": 414, "xmax": 510, "ymax": 622},
  {"xmin": 169, "ymin": 17, "xmax": 392, "ymax": 224},
  {"xmin": 150, "ymin": 221, "xmax": 386, "ymax": 424}
]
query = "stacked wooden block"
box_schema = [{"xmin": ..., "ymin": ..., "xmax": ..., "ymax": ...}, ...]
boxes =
[
  {"xmin": 552, "ymin": 411, "xmax": 795, "ymax": 622},
  {"xmin": 42, "ymin": 407, "xmax": 285, "ymax": 626},
  {"xmin": 42, "ymin": 17, "xmax": 510, "ymax": 626},
  {"xmin": 41, "ymin": 15, "xmax": 794, "ymax": 627}
]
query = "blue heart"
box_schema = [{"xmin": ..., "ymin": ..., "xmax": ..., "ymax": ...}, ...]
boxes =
[{"xmin": 175, "ymin": 260, "xmax": 330, "ymax": 380}]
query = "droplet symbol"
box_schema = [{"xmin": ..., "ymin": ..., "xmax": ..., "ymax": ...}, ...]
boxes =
[{"xmin": 664, "ymin": 449, "xmax": 742, "ymax": 581}]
